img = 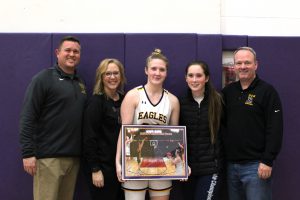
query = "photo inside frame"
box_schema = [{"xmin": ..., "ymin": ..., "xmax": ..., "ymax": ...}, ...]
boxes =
[{"xmin": 122, "ymin": 125, "xmax": 188, "ymax": 180}]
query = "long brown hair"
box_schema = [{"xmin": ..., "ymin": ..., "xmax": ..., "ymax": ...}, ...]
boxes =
[{"xmin": 185, "ymin": 61, "xmax": 223, "ymax": 144}]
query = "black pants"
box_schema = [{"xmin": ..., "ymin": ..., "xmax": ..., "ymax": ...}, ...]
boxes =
[
  {"xmin": 170, "ymin": 173, "xmax": 228, "ymax": 200},
  {"xmin": 82, "ymin": 160, "xmax": 124, "ymax": 200}
]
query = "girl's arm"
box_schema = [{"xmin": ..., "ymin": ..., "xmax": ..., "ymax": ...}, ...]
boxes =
[{"xmin": 115, "ymin": 89, "xmax": 139, "ymax": 182}]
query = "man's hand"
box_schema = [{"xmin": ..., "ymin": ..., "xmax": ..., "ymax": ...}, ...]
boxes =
[
  {"xmin": 258, "ymin": 162, "xmax": 272, "ymax": 179},
  {"xmin": 23, "ymin": 157, "xmax": 37, "ymax": 176}
]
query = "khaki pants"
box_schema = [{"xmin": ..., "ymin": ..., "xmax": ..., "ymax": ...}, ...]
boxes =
[{"xmin": 34, "ymin": 157, "xmax": 80, "ymax": 200}]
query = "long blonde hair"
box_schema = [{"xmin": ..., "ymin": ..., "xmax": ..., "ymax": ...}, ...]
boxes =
[{"xmin": 93, "ymin": 58, "xmax": 126, "ymax": 95}]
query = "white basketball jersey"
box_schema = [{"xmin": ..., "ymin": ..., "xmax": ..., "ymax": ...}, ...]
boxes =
[{"xmin": 133, "ymin": 85, "xmax": 171, "ymax": 125}]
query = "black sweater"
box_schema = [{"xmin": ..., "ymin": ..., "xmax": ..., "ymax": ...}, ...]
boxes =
[
  {"xmin": 179, "ymin": 90, "xmax": 222, "ymax": 176},
  {"xmin": 221, "ymin": 76, "xmax": 283, "ymax": 166},
  {"xmin": 19, "ymin": 65, "xmax": 87, "ymax": 158},
  {"xmin": 83, "ymin": 93, "xmax": 123, "ymax": 172}
]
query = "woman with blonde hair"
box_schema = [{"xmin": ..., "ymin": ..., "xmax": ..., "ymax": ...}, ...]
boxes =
[{"xmin": 83, "ymin": 58, "xmax": 126, "ymax": 200}]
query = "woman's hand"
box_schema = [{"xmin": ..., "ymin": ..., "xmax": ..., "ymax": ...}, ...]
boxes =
[
  {"xmin": 180, "ymin": 166, "xmax": 191, "ymax": 182},
  {"xmin": 188, "ymin": 166, "xmax": 191, "ymax": 176},
  {"xmin": 92, "ymin": 170, "xmax": 104, "ymax": 188},
  {"xmin": 116, "ymin": 162, "xmax": 125, "ymax": 182}
]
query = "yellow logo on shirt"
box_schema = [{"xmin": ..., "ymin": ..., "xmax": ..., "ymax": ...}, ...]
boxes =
[
  {"xmin": 78, "ymin": 82, "xmax": 87, "ymax": 94},
  {"xmin": 245, "ymin": 94, "xmax": 255, "ymax": 106}
]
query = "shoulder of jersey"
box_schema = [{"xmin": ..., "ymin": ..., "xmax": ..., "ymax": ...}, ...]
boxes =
[{"xmin": 136, "ymin": 85, "xmax": 144, "ymax": 91}]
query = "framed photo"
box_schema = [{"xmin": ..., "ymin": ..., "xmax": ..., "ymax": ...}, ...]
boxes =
[
  {"xmin": 222, "ymin": 51, "xmax": 238, "ymax": 88},
  {"xmin": 121, "ymin": 125, "xmax": 188, "ymax": 180}
]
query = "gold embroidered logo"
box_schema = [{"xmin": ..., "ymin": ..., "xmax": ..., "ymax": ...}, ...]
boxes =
[
  {"xmin": 245, "ymin": 94, "xmax": 255, "ymax": 106},
  {"xmin": 78, "ymin": 82, "xmax": 87, "ymax": 94}
]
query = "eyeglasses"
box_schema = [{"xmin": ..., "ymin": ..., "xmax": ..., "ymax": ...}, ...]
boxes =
[{"xmin": 104, "ymin": 71, "xmax": 120, "ymax": 77}]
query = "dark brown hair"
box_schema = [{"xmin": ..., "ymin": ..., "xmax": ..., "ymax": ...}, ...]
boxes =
[{"xmin": 185, "ymin": 60, "xmax": 223, "ymax": 144}]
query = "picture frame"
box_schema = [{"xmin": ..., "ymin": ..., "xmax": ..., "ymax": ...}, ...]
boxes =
[
  {"xmin": 222, "ymin": 50, "xmax": 238, "ymax": 88},
  {"xmin": 121, "ymin": 125, "xmax": 188, "ymax": 180}
]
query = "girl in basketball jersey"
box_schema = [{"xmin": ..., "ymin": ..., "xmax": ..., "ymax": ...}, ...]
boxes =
[
  {"xmin": 115, "ymin": 49, "xmax": 180, "ymax": 200},
  {"xmin": 167, "ymin": 147, "xmax": 184, "ymax": 176},
  {"xmin": 125, "ymin": 134, "xmax": 133, "ymax": 160}
]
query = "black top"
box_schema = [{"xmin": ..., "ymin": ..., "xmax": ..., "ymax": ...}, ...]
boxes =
[
  {"xmin": 19, "ymin": 64, "xmax": 87, "ymax": 158},
  {"xmin": 83, "ymin": 93, "xmax": 124, "ymax": 172},
  {"xmin": 221, "ymin": 75, "xmax": 283, "ymax": 166},
  {"xmin": 179, "ymin": 89, "xmax": 223, "ymax": 176}
]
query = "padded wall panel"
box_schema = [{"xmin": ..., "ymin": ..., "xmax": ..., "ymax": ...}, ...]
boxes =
[
  {"xmin": 52, "ymin": 33, "xmax": 125, "ymax": 95},
  {"xmin": 0, "ymin": 33, "xmax": 52, "ymax": 200},
  {"xmin": 197, "ymin": 34, "xmax": 223, "ymax": 90},
  {"xmin": 125, "ymin": 34, "xmax": 197, "ymax": 96},
  {"xmin": 248, "ymin": 37, "xmax": 300, "ymax": 200},
  {"xmin": 222, "ymin": 35, "xmax": 248, "ymax": 50},
  {"xmin": 2, "ymin": 33, "xmax": 300, "ymax": 200}
]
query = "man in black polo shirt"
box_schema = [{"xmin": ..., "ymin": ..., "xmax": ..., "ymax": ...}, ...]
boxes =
[
  {"xmin": 20, "ymin": 36, "xmax": 87, "ymax": 200},
  {"xmin": 222, "ymin": 47, "xmax": 283, "ymax": 200}
]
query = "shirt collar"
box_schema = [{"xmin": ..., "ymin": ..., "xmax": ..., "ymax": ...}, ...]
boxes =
[
  {"xmin": 55, "ymin": 63, "xmax": 78, "ymax": 80},
  {"xmin": 187, "ymin": 87, "xmax": 208, "ymax": 101},
  {"xmin": 237, "ymin": 74, "xmax": 260, "ymax": 91}
]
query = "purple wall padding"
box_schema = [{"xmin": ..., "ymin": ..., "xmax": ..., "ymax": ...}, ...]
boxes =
[
  {"xmin": 1, "ymin": 33, "xmax": 299, "ymax": 200},
  {"xmin": 222, "ymin": 35, "xmax": 248, "ymax": 50},
  {"xmin": 52, "ymin": 33, "xmax": 125, "ymax": 94},
  {"xmin": 125, "ymin": 33, "xmax": 197, "ymax": 96},
  {"xmin": 0, "ymin": 33, "xmax": 52, "ymax": 199},
  {"xmin": 249, "ymin": 36, "xmax": 300, "ymax": 200},
  {"xmin": 197, "ymin": 34, "xmax": 223, "ymax": 90}
]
